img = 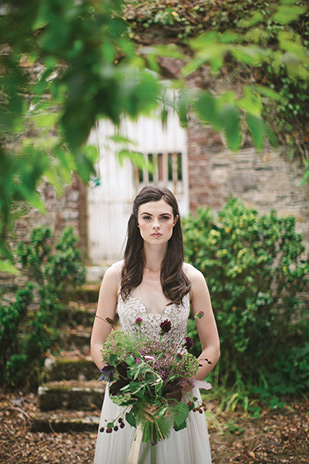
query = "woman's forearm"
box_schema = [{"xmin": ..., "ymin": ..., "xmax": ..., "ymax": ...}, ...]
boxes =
[
  {"xmin": 195, "ymin": 346, "xmax": 220, "ymax": 380},
  {"xmin": 91, "ymin": 341, "xmax": 107, "ymax": 371}
]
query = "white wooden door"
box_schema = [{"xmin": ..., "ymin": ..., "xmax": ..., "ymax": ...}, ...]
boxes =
[{"xmin": 87, "ymin": 112, "xmax": 188, "ymax": 263}]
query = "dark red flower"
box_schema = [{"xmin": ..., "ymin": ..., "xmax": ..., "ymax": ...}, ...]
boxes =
[
  {"xmin": 184, "ymin": 336, "xmax": 194, "ymax": 350},
  {"xmin": 135, "ymin": 317, "xmax": 143, "ymax": 326},
  {"xmin": 160, "ymin": 319, "xmax": 172, "ymax": 334}
]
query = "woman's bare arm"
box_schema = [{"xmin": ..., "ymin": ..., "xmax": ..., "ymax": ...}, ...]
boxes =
[
  {"xmin": 90, "ymin": 262, "xmax": 121, "ymax": 370},
  {"xmin": 184, "ymin": 264, "xmax": 221, "ymax": 390}
]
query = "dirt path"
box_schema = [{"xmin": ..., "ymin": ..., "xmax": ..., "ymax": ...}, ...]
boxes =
[{"xmin": 0, "ymin": 392, "xmax": 308, "ymax": 463}]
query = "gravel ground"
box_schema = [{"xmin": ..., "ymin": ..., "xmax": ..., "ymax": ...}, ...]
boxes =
[{"xmin": 1, "ymin": 392, "xmax": 308, "ymax": 463}]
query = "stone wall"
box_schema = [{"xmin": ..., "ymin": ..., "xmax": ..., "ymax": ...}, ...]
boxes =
[
  {"xmin": 187, "ymin": 117, "xmax": 309, "ymax": 247},
  {"xmin": 0, "ymin": 175, "xmax": 88, "ymax": 293},
  {"xmin": 156, "ymin": 56, "xmax": 309, "ymax": 247},
  {"xmin": 13, "ymin": 175, "xmax": 88, "ymax": 254}
]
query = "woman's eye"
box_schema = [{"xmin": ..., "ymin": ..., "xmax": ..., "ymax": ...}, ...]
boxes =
[
  {"xmin": 161, "ymin": 216, "xmax": 170, "ymax": 221},
  {"xmin": 142, "ymin": 216, "xmax": 151, "ymax": 221}
]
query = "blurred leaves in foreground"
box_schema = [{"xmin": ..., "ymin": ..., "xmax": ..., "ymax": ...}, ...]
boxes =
[{"xmin": 0, "ymin": 0, "xmax": 308, "ymax": 270}]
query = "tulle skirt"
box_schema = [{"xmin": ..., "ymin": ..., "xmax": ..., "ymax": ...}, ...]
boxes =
[{"xmin": 94, "ymin": 385, "xmax": 212, "ymax": 464}]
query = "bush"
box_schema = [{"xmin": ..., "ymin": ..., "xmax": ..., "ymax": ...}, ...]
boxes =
[
  {"xmin": 263, "ymin": 343, "xmax": 309, "ymax": 395},
  {"xmin": 183, "ymin": 197, "xmax": 309, "ymax": 392},
  {"xmin": 0, "ymin": 226, "xmax": 86, "ymax": 389},
  {"xmin": 17, "ymin": 226, "xmax": 85, "ymax": 298},
  {"xmin": 0, "ymin": 284, "xmax": 34, "ymax": 385}
]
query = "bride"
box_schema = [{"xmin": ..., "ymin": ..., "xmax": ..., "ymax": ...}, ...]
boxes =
[{"xmin": 90, "ymin": 185, "xmax": 220, "ymax": 463}]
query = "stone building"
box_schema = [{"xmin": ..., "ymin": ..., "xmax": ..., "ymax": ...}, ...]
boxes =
[
  {"xmin": 11, "ymin": 99, "xmax": 309, "ymax": 269},
  {"xmin": 5, "ymin": 35, "xmax": 309, "ymax": 271}
]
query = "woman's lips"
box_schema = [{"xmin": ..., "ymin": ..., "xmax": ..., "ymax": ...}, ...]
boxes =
[{"xmin": 151, "ymin": 233, "xmax": 162, "ymax": 237}]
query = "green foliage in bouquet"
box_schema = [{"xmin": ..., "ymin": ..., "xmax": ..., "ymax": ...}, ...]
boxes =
[
  {"xmin": 0, "ymin": 226, "xmax": 85, "ymax": 388},
  {"xmin": 99, "ymin": 320, "xmax": 210, "ymax": 447},
  {"xmin": 183, "ymin": 197, "xmax": 309, "ymax": 393}
]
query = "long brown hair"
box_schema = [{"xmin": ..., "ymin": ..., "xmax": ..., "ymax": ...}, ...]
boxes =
[{"xmin": 120, "ymin": 185, "xmax": 191, "ymax": 305}]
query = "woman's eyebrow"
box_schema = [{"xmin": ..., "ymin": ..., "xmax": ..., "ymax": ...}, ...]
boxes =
[{"xmin": 141, "ymin": 212, "xmax": 172, "ymax": 216}]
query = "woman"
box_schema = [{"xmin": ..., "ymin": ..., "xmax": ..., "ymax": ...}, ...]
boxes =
[{"xmin": 91, "ymin": 186, "xmax": 220, "ymax": 464}]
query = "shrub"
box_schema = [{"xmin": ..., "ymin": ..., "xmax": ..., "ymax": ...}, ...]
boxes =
[
  {"xmin": 183, "ymin": 197, "xmax": 309, "ymax": 392},
  {"xmin": 0, "ymin": 284, "xmax": 34, "ymax": 385},
  {"xmin": 263, "ymin": 343, "xmax": 309, "ymax": 395},
  {"xmin": 17, "ymin": 226, "xmax": 85, "ymax": 298},
  {"xmin": 0, "ymin": 226, "xmax": 86, "ymax": 389}
]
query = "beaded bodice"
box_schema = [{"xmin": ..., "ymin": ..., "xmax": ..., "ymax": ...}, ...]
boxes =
[{"xmin": 117, "ymin": 293, "xmax": 190, "ymax": 343}]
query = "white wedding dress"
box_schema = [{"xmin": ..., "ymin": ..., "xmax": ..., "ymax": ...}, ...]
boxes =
[{"xmin": 94, "ymin": 292, "xmax": 212, "ymax": 464}]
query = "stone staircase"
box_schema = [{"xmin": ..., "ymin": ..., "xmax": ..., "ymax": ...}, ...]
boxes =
[{"xmin": 30, "ymin": 282, "xmax": 106, "ymax": 433}]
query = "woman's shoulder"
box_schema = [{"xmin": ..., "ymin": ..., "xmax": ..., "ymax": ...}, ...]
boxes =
[
  {"xmin": 103, "ymin": 260, "xmax": 123, "ymax": 283},
  {"xmin": 183, "ymin": 262, "xmax": 205, "ymax": 284}
]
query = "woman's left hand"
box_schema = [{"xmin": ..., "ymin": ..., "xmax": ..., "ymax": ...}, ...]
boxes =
[{"xmin": 182, "ymin": 379, "xmax": 194, "ymax": 395}]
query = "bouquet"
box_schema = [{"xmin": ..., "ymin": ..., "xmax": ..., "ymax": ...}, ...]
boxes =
[{"xmin": 99, "ymin": 312, "xmax": 212, "ymax": 453}]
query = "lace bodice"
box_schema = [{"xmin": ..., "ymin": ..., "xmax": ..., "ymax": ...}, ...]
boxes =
[{"xmin": 117, "ymin": 293, "xmax": 190, "ymax": 343}]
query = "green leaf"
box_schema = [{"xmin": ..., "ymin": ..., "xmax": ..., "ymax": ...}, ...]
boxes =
[
  {"xmin": 83, "ymin": 144, "xmax": 99, "ymax": 164},
  {"xmin": 281, "ymin": 54, "xmax": 309, "ymax": 80},
  {"xmin": 173, "ymin": 403, "xmax": 190, "ymax": 431},
  {"xmin": 219, "ymin": 32, "xmax": 239, "ymax": 44},
  {"xmin": 117, "ymin": 150, "xmax": 154, "ymax": 173},
  {"xmin": 125, "ymin": 355, "xmax": 136, "ymax": 366},
  {"xmin": 237, "ymin": 86, "xmax": 263, "ymax": 117},
  {"xmin": 143, "ymin": 44, "xmax": 186, "ymax": 61},
  {"xmin": 237, "ymin": 11, "xmax": 264, "ymax": 28},
  {"xmin": 126, "ymin": 409, "xmax": 137, "ymax": 428},
  {"xmin": 108, "ymin": 134, "xmax": 137, "ymax": 146},
  {"xmin": 272, "ymin": 5, "xmax": 307, "ymax": 25},
  {"xmin": 110, "ymin": 354, "xmax": 117, "ymax": 365},
  {"xmin": 190, "ymin": 31, "xmax": 219, "ymax": 49},
  {"xmin": 176, "ymin": 88, "xmax": 196, "ymax": 127},
  {"xmin": 251, "ymin": 85, "xmax": 285, "ymax": 103},
  {"xmin": 220, "ymin": 105, "xmax": 242, "ymax": 151},
  {"xmin": 231, "ymin": 45, "xmax": 271, "ymax": 66},
  {"xmin": 265, "ymin": 125, "xmax": 278, "ymax": 148},
  {"xmin": 181, "ymin": 57, "xmax": 208, "ymax": 77},
  {"xmin": 246, "ymin": 114, "xmax": 266, "ymax": 152},
  {"xmin": 173, "ymin": 403, "xmax": 190, "ymax": 427},
  {"xmin": 31, "ymin": 112, "xmax": 59, "ymax": 130},
  {"xmin": 194, "ymin": 92, "xmax": 222, "ymax": 130},
  {"xmin": 0, "ymin": 260, "xmax": 20, "ymax": 275},
  {"xmin": 129, "ymin": 381, "xmax": 146, "ymax": 394}
]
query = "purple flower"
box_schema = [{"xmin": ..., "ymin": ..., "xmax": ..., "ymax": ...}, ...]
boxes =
[
  {"xmin": 184, "ymin": 336, "xmax": 194, "ymax": 350},
  {"xmin": 160, "ymin": 319, "xmax": 172, "ymax": 334},
  {"xmin": 194, "ymin": 310, "xmax": 205, "ymax": 320},
  {"xmin": 99, "ymin": 364, "xmax": 115, "ymax": 382},
  {"xmin": 135, "ymin": 317, "xmax": 143, "ymax": 326}
]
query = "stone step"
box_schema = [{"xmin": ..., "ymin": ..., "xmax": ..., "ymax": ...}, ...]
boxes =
[
  {"xmin": 60, "ymin": 302, "xmax": 96, "ymax": 327},
  {"xmin": 30, "ymin": 409, "xmax": 100, "ymax": 433},
  {"xmin": 64, "ymin": 328, "xmax": 92, "ymax": 352},
  {"xmin": 38, "ymin": 380, "xmax": 105, "ymax": 411},
  {"xmin": 43, "ymin": 354, "xmax": 98, "ymax": 381},
  {"xmin": 74, "ymin": 283, "xmax": 101, "ymax": 303}
]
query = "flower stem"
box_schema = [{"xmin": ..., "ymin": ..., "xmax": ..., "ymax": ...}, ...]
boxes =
[
  {"xmin": 139, "ymin": 442, "xmax": 151, "ymax": 464},
  {"xmin": 150, "ymin": 445, "xmax": 156, "ymax": 464}
]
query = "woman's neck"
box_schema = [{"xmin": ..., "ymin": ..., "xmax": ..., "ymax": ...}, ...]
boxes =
[{"xmin": 143, "ymin": 242, "xmax": 167, "ymax": 275}]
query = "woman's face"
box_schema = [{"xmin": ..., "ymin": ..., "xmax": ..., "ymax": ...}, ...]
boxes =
[{"xmin": 137, "ymin": 199, "xmax": 177, "ymax": 245}]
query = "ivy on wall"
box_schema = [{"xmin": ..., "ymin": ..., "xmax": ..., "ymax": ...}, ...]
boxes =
[{"xmin": 125, "ymin": 0, "xmax": 309, "ymax": 176}]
